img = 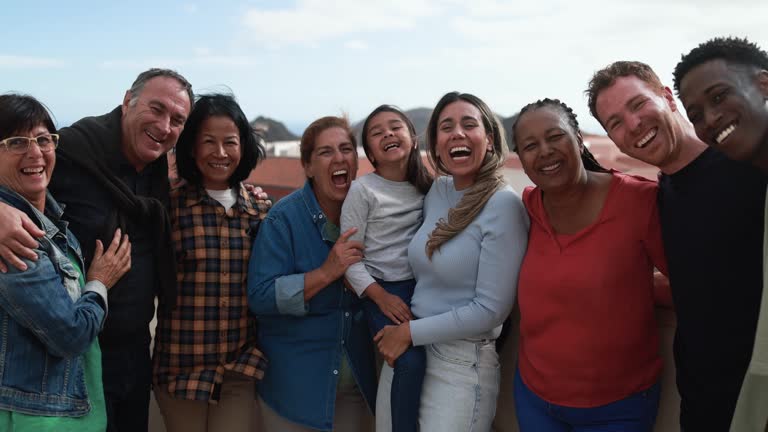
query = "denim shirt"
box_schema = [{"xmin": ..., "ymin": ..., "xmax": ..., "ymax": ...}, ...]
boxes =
[
  {"xmin": 247, "ymin": 181, "xmax": 377, "ymax": 431},
  {"xmin": 0, "ymin": 186, "xmax": 107, "ymax": 417}
]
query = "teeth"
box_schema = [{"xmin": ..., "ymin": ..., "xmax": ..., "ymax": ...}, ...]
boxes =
[
  {"xmin": 332, "ymin": 170, "xmax": 347, "ymax": 176},
  {"xmin": 210, "ymin": 163, "xmax": 229, "ymax": 168},
  {"xmin": 145, "ymin": 130, "xmax": 162, "ymax": 143},
  {"xmin": 716, "ymin": 124, "xmax": 736, "ymax": 144},
  {"xmin": 636, "ymin": 129, "xmax": 656, "ymax": 148},
  {"xmin": 22, "ymin": 167, "xmax": 44, "ymax": 174},
  {"xmin": 540, "ymin": 162, "xmax": 561, "ymax": 172},
  {"xmin": 383, "ymin": 143, "xmax": 399, "ymax": 151},
  {"xmin": 449, "ymin": 146, "xmax": 471, "ymax": 155}
]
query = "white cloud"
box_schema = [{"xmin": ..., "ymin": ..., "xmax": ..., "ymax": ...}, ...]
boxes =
[
  {"xmin": 0, "ymin": 55, "xmax": 64, "ymax": 69},
  {"xmin": 241, "ymin": 0, "xmax": 442, "ymax": 45},
  {"xmin": 343, "ymin": 40, "xmax": 368, "ymax": 50}
]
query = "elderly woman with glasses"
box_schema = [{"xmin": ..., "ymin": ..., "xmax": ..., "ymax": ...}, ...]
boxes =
[{"xmin": 0, "ymin": 94, "xmax": 131, "ymax": 432}]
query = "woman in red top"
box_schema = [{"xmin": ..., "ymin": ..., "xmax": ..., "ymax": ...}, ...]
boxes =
[{"xmin": 511, "ymin": 98, "xmax": 668, "ymax": 432}]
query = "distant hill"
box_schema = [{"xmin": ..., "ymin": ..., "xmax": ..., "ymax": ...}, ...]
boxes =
[
  {"xmin": 250, "ymin": 116, "xmax": 299, "ymax": 142},
  {"xmin": 256, "ymin": 108, "xmax": 523, "ymax": 151}
]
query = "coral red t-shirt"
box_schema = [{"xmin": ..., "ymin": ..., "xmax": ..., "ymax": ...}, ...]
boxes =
[{"xmin": 517, "ymin": 172, "xmax": 667, "ymax": 407}]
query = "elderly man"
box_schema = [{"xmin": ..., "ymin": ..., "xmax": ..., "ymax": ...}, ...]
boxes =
[
  {"xmin": 674, "ymin": 36, "xmax": 768, "ymax": 432},
  {"xmin": 586, "ymin": 60, "xmax": 766, "ymax": 432},
  {"xmin": 0, "ymin": 68, "xmax": 193, "ymax": 432}
]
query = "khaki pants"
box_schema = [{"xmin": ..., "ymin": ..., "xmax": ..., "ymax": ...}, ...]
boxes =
[
  {"xmin": 258, "ymin": 385, "xmax": 373, "ymax": 432},
  {"xmin": 156, "ymin": 373, "xmax": 257, "ymax": 432}
]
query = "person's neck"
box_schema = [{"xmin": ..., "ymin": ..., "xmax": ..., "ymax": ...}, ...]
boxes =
[
  {"xmin": 375, "ymin": 161, "xmax": 407, "ymax": 182},
  {"xmin": 754, "ymin": 138, "xmax": 768, "ymax": 174},
  {"xmin": 315, "ymin": 193, "xmax": 341, "ymax": 225},
  {"xmin": 543, "ymin": 169, "xmax": 591, "ymax": 211},
  {"xmin": 659, "ymin": 132, "xmax": 707, "ymax": 175}
]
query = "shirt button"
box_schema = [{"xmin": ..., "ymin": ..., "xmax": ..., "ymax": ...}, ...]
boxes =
[
  {"xmin": 333, "ymin": 369, "xmax": 338, "ymax": 375},
  {"xmin": 345, "ymin": 312, "xmax": 350, "ymax": 317},
  {"xmin": 341, "ymin": 340, "xmax": 345, "ymax": 345}
]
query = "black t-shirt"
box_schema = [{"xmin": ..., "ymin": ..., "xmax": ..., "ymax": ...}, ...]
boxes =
[{"xmin": 658, "ymin": 147, "xmax": 766, "ymax": 431}]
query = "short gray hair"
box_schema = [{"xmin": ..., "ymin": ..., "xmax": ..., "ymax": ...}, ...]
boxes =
[{"xmin": 126, "ymin": 68, "xmax": 194, "ymax": 107}]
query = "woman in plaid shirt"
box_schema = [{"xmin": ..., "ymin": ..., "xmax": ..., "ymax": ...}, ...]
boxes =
[{"xmin": 152, "ymin": 94, "xmax": 267, "ymax": 432}]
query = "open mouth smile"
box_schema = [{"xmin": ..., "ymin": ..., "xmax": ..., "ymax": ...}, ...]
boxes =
[
  {"xmin": 635, "ymin": 129, "xmax": 657, "ymax": 148},
  {"xmin": 383, "ymin": 142, "xmax": 400, "ymax": 152},
  {"xmin": 331, "ymin": 169, "xmax": 349, "ymax": 187},
  {"xmin": 449, "ymin": 146, "xmax": 472, "ymax": 160},
  {"xmin": 715, "ymin": 123, "xmax": 736, "ymax": 145}
]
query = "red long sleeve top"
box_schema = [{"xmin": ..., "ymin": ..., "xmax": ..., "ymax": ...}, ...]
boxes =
[{"xmin": 517, "ymin": 172, "xmax": 667, "ymax": 408}]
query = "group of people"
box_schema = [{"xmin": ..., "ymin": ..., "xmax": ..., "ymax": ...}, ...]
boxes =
[{"xmin": 0, "ymin": 35, "xmax": 765, "ymax": 432}]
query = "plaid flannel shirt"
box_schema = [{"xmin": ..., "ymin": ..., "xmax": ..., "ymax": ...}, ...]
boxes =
[{"xmin": 153, "ymin": 182, "xmax": 266, "ymax": 402}]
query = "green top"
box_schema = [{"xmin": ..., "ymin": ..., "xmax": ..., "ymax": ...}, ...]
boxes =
[
  {"xmin": 729, "ymin": 187, "xmax": 768, "ymax": 432},
  {"xmin": 323, "ymin": 221, "xmax": 356, "ymax": 389},
  {"xmin": 0, "ymin": 250, "xmax": 106, "ymax": 432}
]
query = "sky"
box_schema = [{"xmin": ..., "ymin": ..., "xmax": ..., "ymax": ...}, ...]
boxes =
[{"xmin": 2, "ymin": 0, "xmax": 767, "ymax": 135}]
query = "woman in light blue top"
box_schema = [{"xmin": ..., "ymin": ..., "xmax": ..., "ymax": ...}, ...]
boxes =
[{"xmin": 375, "ymin": 92, "xmax": 529, "ymax": 431}]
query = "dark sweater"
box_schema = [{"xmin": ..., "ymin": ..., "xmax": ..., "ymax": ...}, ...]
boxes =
[
  {"xmin": 49, "ymin": 107, "xmax": 170, "ymax": 346},
  {"xmin": 658, "ymin": 147, "xmax": 766, "ymax": 431}
]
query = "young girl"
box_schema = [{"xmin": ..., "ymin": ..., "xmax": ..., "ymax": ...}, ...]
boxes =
[{"xmin": 340, "ymin": 105, "xmax": 432, "ymax": 432}]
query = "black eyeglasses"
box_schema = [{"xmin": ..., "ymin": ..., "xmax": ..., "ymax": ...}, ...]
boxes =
[{"xmin": 0, "ymin": 134, "xmax": 60, "ymax": 154}]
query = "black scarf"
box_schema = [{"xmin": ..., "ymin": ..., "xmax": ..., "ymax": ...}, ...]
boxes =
[{"xmin": 57, "ymin": 106, "xmax": 176, "ymax": 310}]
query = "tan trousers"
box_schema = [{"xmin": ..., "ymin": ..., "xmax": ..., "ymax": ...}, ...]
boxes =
[
  {"xmin": 156, "ymin": 373, "xmax": 257, "ymax": 432},
  {"xmin": 258, "ymin": 385, "xmax": 373, "ymax": 432}
]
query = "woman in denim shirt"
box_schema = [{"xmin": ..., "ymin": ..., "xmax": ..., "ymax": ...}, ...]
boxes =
[
  {"xmin": 0, "ymin": 94, "xmax": 131, "ymax": 432},
  {"xmin": 248, "ymin": 116, "xmax": 377, "ymax": 432}
]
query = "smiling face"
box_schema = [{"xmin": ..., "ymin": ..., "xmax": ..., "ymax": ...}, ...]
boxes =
[
  {"xmin": 121, "ymin": 76, "xmax": 192, "ymax": 171},
  {"xmin": 303, "ymin": 126, "xmax": 358, "ymax": 215},
  {"xmin": 595, "ymin": 76, "xmax": 683, "ymax": 172},
  {"xmin": 0, "ymin": 124, "xmax": 56, "ymax": 210},
  {"xmin": 364, "ymin": 110, "xmax": 416, "ymax": 169},
  {"xmin": 679, "ymin": 59, "xmax": 768, "ymax": 164},
  {"xmin": 515, "ymin": 107, "xmax": 586, "ymax": 192},
  {"xmin": 435, "ymin": 101, "xmax": 493, "ymax": 189},
  {"xmin": 192, "ymin": 115, "xmax": 241, "ymax": 190}
]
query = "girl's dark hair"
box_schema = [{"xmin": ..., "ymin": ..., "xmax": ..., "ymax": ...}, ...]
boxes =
[
  {"xmin": 512, "ymin": 98, "xmax": 609, "ymax": 174},
  {"xmin": 0, "ymin": 94, "xmax": 57, "ymax": 138},
  {"xmin": 361, "ymin": 104, "xmax": 433, "ymax": 194},
  {"xmin": 175, "ymin": 93, "xmax": 266, "ymax": 187}
]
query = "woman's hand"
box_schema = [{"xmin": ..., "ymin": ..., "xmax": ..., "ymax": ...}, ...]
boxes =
[
  {"xmin": 374, "ymin": 322, "xmax": 412, "ymax": 367},
  {"xmin": 0, "ymin": 202, "xmax": 45, "ymax": 273},
  {"xmin": 366, "ymin": 282, "xmax": 413, "ymax": 325},
  {"xmin": 86, "ymin": 229, "xmax": 131, "ymax": 289},
  {"xmin": 320, "ymin": 228, "xmax": 364, "ymax": 282},
  {"xmin": 244, "ymin": 184, "xmax": 272, "ymax": 219},
  {"xmin": 304, "ymin": 228, "xmax": 364, "ymax": 302}
]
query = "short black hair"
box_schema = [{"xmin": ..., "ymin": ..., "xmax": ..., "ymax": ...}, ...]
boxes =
[
  {"xmin": 674, "ymin": 36, "xmax": 768, "ymax": 94},
  {"xmin": 175, "ymin": 93, "xmax": 266, "ymax": 187},
  {"xmin": 0, "ymin": 93, "xmax": 56, "ymax": 139}
]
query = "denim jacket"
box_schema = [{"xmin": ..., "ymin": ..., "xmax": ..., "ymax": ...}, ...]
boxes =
[
  {"xmin": 0, "ymin": 186, "xmax": 107, "ymax": 416},
  {"xmin": 247, "ymin": 181, "xmax": 377, "ymax": 431}
]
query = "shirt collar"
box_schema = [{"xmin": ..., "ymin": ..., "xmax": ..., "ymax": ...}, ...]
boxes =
[
  {"xmin": 299, "ymin": 180, "xmax": 336, "ymax": 242},
  {"xmin": 180, "ymin": 181, "xmax": 258, "ymax": 216}
]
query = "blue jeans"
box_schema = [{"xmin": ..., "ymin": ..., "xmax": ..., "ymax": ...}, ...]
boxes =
[
  {"xmin": 514, "ymin": 369, "xmax": 660, "ymax": 432},
  {"xmin": 361, "ymin": 279, "xmax": 425, "ymax": 432}
]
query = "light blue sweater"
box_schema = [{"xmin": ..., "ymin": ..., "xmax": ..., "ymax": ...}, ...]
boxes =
[{"xmin": 407, "ymin": 176, "xmax": 529, "ymax": 346}]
